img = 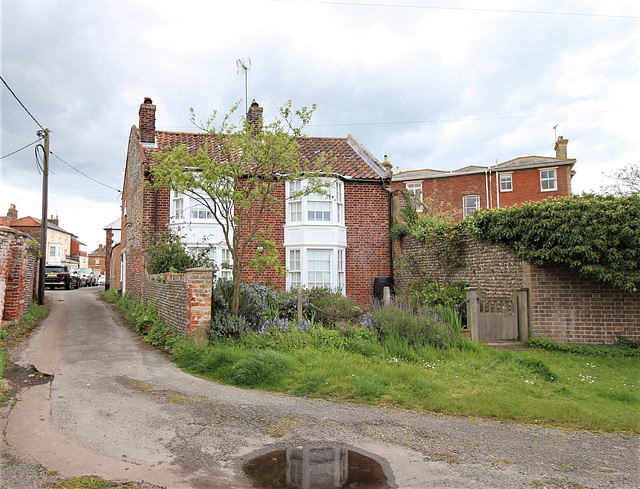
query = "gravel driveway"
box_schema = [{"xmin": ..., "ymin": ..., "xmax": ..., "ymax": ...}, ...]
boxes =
[{"xmin": 1, "ymin": 287, "xmax": 638, "ymax": 489}]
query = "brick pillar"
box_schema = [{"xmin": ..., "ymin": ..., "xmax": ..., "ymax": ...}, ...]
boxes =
[
  {"xmin": 185, "ymin": 268, "xmax": 214, "ymax": 336},
  {"xmin": 4, "ymin": 233, "xmax": 30, "ymax": 321},
  {"xmin": 105, "ymin": 229, "xmax": 113, "ymax": 290}
]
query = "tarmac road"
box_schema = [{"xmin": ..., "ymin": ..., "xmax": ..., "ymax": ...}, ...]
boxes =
[{"xmin": 1, "ymin": 287, "xmax": 638, "ymax": 489}]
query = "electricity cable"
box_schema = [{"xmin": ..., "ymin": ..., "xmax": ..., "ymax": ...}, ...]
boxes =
[
  {"xmin": 0, "ymin": 137, "xmax": 43, "ymax": 160},
  {"xmin": 50, "ymin": 151, "xmax": 121, "ymax": 193},
  {"xmin": 0, "ymin": 75, "xmax": 45, "ymax": 130}
]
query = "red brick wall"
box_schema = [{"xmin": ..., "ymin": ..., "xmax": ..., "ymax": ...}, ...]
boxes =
[
  {"xmin": 344, "ymin": 181, "xmax": 391, "ymax": 305},
  {"xmin": 494, "ymin": 166, "xmax": 572, "ymax": 208},
  {"xmin": 526, "ymin": 264, "xmax": 640, "ymax": 344},
  {"xmin": 1, "ymin": 227, "xmax": 39, "ymax": 322},
  {"xmin": 237, "ymin": 180, "xmax": 391, "ymax": 306},
  {"xmin": 121, "ymin": 128, "xmax": 170, "ymax": 300},
  {"xmin": 392, "ymin": 163, "xmax": 574, "ymax": 220},
  {"xmin": 239, "ymin": 182, "xmax": 287, "ymax": 289},
  {"xmin": 143, "ymin": 268, "xmax": 213, "ymax": 336}
]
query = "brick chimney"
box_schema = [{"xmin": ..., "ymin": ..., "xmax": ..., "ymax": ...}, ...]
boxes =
[
  {"xmin": 48, "ymin": 214, "xmax": 59, "ymax": 226},
  {"xmin": 381, "ymin": 155, "xmax": 393, "ymax": 178},
  {"xmin": 6, "ymin": 204, "xmax": 18, "ymax": 221},
  {"xmin": 247, "ymin": 99, "xmax": 263, "ymax": 135},
  {"xmin": 554, "ymin": 136, "xmax": 568, "ymax": 159},
  {"xmin": 139, "ymin": 97, "xmax": 156, "ymax": 144}
]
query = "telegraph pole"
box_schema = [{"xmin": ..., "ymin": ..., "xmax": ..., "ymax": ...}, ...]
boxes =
[{"xmin": 37, "ymin": 128, "xmax": 50, "ymax": 305}]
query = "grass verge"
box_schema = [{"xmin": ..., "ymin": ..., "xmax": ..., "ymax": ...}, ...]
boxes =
[
  {"xmin": 170, "ymin": 331, "xmax": 639, "ymax": 433},
  {"xmin": 0, "ymin": 301, "xmax": 48, "ymax": 406}
]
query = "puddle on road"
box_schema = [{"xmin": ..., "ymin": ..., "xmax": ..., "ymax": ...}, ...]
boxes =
[{"xmin": 243, "ymin": 445, "xmax": 394, "ymax": 489}]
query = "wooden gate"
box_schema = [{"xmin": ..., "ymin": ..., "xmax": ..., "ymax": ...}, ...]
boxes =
[{"xmin": 467, "ymin": 289, "xmax": 529, "ymax": 343}]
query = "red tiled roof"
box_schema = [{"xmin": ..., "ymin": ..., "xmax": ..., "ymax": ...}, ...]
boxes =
[{"xmin": 144, "ymin": 131, "xmax": 386, "ymax": 181}]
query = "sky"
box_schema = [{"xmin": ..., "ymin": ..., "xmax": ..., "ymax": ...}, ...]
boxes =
[{"xmin": 1, "ymin": 0, "xmax": 639, "ymax": 253}]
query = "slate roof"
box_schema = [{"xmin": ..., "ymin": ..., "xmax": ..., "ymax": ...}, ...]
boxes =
[{"xmin": 143, "ymin": 131, "xmax": 387, "ymax": 181}]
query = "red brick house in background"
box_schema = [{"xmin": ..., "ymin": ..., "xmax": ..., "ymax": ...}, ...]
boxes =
[
  {"xmin": 88, "ymin": 244, "xmax": 106, "ymax": 275},
  {"xmin": 391, "ymin": 136, "xmax": 575, "ymax": 219},
  {"xmin": 119, "ymin": 98, "xmax": 393, "ymax": 306}
]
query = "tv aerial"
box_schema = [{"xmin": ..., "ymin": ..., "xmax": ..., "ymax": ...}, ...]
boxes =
[{"xmin": 236, "ymin": 58, "xmax": 251, "ymax": 113}]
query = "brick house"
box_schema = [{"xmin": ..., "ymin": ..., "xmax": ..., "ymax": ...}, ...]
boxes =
[
  {"xmin": 391, "ymin": 137, "xmax": 575, "ymax": 219},
  {"xmin": 2, "ymin": 206, "xmax": 79, "ymax": 267},
  {"xmin": 88, "ymin": 244, "xmax": 106, "ymax": 275},
  {"xmin": 120, "ymin": 98, "xmax": 393, "ymax": 305}
]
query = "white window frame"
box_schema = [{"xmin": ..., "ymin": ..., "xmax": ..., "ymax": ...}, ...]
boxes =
[
  {"xmin": 286, "ymin": 178, "xmax": 345, "ymax": 226},
  {"xmin": 219, "ymin": 248, "xmax": 232, "ymax": 280},
  {"xmin": 500, "ymin": 173, "xmax": 513, "ymax": 192},
  {"xmin": 540, "ymin": 168, "xmax": 557, "ymax": 191},
  {"xmin": 286, "ymin": 247, "xmax": 346, "ymax": 294},
  {"xmin": 463, "ymin": 195, "xmax": 480, "ymax": 218},
  {"xmin": 406, "ymin": 182, "xmax": 422, "ymax": 198}
]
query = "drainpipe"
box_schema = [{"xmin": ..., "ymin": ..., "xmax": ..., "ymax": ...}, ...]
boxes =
[{"xmin": 485, "ymin": 169, "xmax": 489, "ymax": 210}]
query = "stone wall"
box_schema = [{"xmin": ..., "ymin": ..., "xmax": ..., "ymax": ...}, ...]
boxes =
[
  {"xmin": 1, "ymin": 226, "xmax": 39, "ymax": 324},
  {"xmin": 395, "ymin": 231, "xmax": 526, "ymax": 297},
  {"xmin": 143, "ymin": 268, "xmax": 213, "ymax": 336},
  {"xmin": 395, "ymin": 232, "xmax": 640, "ymax": 345}
]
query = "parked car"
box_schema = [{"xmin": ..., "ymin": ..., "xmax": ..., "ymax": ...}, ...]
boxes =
[
  {"xmin": 45, "ymin": 265, "xmax": 79, "ymax": 290},
  {"xmin": 97, "ymin": 274, "xmax": 105, "ymax": 286},
  {"xmin": 77, "ymin": 268, "xmax": 97, "ymax": 286},
  {"xmin": 72, "ymin": 268, "xmax": 86, "ymax": 287}
]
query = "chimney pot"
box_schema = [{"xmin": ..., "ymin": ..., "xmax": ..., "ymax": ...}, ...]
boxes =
[{"xmin": 247, "ymin": 100, "xmax": 263, "ymax": 135}]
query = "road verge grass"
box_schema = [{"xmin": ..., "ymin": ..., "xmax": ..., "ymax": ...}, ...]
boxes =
[{"xmin": 105, "ymin": 290, "xmax": 639, "ymax": 433}]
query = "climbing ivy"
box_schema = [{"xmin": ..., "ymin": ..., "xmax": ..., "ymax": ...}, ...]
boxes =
[
  {"xmin": 391, "ymin": 192, "xmax": 466, "ymax": 267},
  {"xmin": 464, "ymin": 194, "xmax": 640, "ymax": 292}
]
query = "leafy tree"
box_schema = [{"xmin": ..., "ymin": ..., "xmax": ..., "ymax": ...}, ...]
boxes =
[
  {"xmin": 150, "ymin": 101, "xmax": 331, "ymax": 314},
  {"xmin": 601, "ymin": 161, "xmax": 640, "ymax": 196},
  {"xmin": 465, "ymin": 194, "xmax": 640, "ymax": 292},
  {"xmin": 147, "ymin": 232, "xmax": 216, "ymax": 274}
]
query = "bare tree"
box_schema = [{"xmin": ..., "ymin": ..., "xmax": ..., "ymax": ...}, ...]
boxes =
[{"xmin": 601, "ymin": 161, "xmax": 640, "ymax": 196}]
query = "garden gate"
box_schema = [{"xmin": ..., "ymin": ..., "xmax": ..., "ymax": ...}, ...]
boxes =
[{"xmin": 466, "ymin": 289, "xmax": 529, "ymax": 343}]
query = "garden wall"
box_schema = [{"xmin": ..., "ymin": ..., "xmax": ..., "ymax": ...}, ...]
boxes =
[
  {"xmin": 1, "ymin": 226, "xmax": 39, "ymax": 324},
  {"xmin": 142, "ymin": 268, "xmax": 213, "ymax": 336},
  {"xmin": 395, "ymin": 233, "xmax": 640, "ymax": 345}
]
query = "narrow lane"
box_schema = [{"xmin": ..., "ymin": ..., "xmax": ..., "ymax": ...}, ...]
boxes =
[{"xmin": 4, "ymin": 288, "xmax": 639, "ymax": 489}]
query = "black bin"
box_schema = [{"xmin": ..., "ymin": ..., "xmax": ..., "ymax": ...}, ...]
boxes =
[{"xmin": 373, "ymin": 277, "xmax": 394, "ymax": 301}]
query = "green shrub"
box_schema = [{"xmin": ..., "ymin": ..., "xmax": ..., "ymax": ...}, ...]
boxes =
[
  {"xmin": 147, "ymin": 232, "xmax": 216, "ymax": 274},
  {"xmin": 230, "ymin": 349, "xmax": 294, "ymax": 387},
  {"xmin": 372, "ymin": 305, "xmax": 463, "ymax": 350},
  {"xmin": 466, "ymin": 194, "xmax": 640, "ymax": 291}
]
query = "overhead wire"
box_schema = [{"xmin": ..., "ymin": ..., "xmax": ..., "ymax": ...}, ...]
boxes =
[
  {"xmin": 50, "ymin": 151, "xmax": 121, "ymax": 193},
  {"xmin": 0, "ymin": 75, "xmax": 45, "ymax": 130},
  {"xmin": 269, "ymin": 0, "xmax": 640, "ymax": 20},
  {"xmin": 0, "ymin": 137, "xmax": 43, "ymax": 160},
  {"xmin": 309, "ymin": 110, "xmax": 621, "ymax": 127}
]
